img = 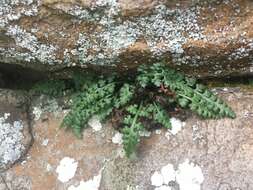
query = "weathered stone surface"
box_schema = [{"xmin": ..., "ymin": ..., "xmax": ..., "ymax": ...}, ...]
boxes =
[
  {"xmin": 0, "ymin": 0, "xmax": 253, "ymax": 77},
  {"xmin": 1, "ymin": 88, "xmax": 253, "ymax": 189},
  {"xmin": 102, "ymin": 88, "xmax": 253, "ymax": 190},
  {"xmin": 0, "ymin": 89, "xmax": 32, "ymax": 172},
  {"xmin": 1, "ymin": 95, "xmax": 118, "ymax": 190},
  {"xmin": 0, "ymin": 172, "xmax": 31, "ymax": 190}
]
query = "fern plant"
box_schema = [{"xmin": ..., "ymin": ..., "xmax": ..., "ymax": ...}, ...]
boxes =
[
  {"xmin": 122, "ymin": 103, "xmax": 145, "ymax": 157},
  {"xmin": 32, "ymin": 62, "xmax": 236, "ymax": 157},
  {"xmin": 122, "ymin": 102, "xmax": 171, "ymax": 157},
  {"xmin": 61, "ymin": 77, "xmax": 116, "ymax": 137},
  {"xmin": 61, "ymin": 77, "xmax": 135, "ymax": 138},
  {"xmin": 32, "ymin": 79, "xmax": 66, "ymax": 97},
  {"xmin": 137, "ymin": 63, "xmax": 236, "ymax": 119}
]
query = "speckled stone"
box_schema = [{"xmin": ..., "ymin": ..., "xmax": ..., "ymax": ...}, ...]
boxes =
[
  {"xmin": 1, "ymin": 88, "xmax": 253, "ymax": 190},
  {"xmin": 0, "ymin": 89, "xmax": 32, "ymax": 172},
  {"xmin": 0, "ymin": 0, "xmax": 252, "ymax": 78}
]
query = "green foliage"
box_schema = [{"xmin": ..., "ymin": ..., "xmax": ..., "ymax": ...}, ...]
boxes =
[
  {"xmin": 138, "ymin": 63, "xmax": 236, "ymax": 119},
  {"xmin": 32, "ymin": 80, "xmax": 66, "ymax": 97},
  {"xmin": 152, "ymin": 103, "xmax": 172, "ymax": 129},
  {"xmin": 115, "ymin": 83, "xmax": 135, "ymax": 108},
  {"xmin": 249, "ymin": 80, "xmax": 253, "ymax": 86},
  {"xmin": 61, "ymin": 78, "xmax": 135, "ymax": 138},
  {"xmin": 32, "ymin": 62, "xmax": 236, "ymax": 157},
  {"xmin": 122, "ymin": 103, "xmax": 145, "ymax": 157},
  {"xmin": 72, "ymin": 72, "xmax": 97, "ymax": 91},
  {"xmin": 122, "ymin": 102, "xmax": 171, "ymax": 157},
  {"xmin": 61, "ymin": 77, "xmax": 116, "ymax": 137}
]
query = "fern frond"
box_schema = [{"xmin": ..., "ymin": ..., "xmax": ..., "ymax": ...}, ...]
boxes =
[
  {"xmin": 152, "ymin": 103, "xmax": 171, "ymax": 129},
  {"xmin": 34, "ymin": 62, "xmax": 236, "ymax": 158},
  {"xmin": 115, "ymin": 83, "xmax": 135, "ymax": 108},
  {"xmin": 138, "ymin": 63, "xmax": 236, "ymax": 119},
  {"xmin": 61, "ymin": 78, "xmax": 116, "ymax": 137},
  {"xmin": 72, "ymin": 72, "xmax": 97, "ymax": 91},
  {"xmin": 137, "ymin": 103, "xmax": 171, "ymax": 129},
  {"xmin": 32, "ymin": 80, "xmax": 66, "ymax": 97},
  {"xmin": 122, "ymin": 103, "xmax": 144, "ymax": 157}
]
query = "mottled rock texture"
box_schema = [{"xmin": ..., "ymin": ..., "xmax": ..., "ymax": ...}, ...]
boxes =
[
  {"xmin": 1, "ymin": 87, "xmax": 253, "ymax": 190},
  {"xmin": 0, "ymin": 90, "xmax": 32, "ymax": 172},
  {"xmin": 0, "ymin": 0, "xmax": 253, "ymax": 77}
]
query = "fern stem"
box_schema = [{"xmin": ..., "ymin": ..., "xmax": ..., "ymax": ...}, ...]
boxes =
[
  {"xmin": 130, "ymin": 102, "xmax": 143, "ymax": 129},
  {"xmin": 177, "ymin": 92, "xmax": 193, "ymax": 101}
]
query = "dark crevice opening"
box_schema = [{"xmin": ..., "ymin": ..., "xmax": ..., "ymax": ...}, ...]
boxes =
[
  {"xmin": 1, "ymin": 63, "xmax": 253, "ymax": 91},
  {"xmin": 0, "ymin": 63, "xmax": 48, "ymax": 90}
]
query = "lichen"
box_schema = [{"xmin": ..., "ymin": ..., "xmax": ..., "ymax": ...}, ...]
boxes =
[
  {"xmin": 68, "ymin": 168, "xmax": 103, "ymax": 190},
  {"xmin": 73, "ymin": 3, "xmax": 205, "ymax": 66},
  {"xmin": 0, "ymin": 0, "xmax": 38, "ymax": 28},
  {"xmin": 229, "ymin": 40, "xmax": 253, "ymax": 61},
  {"xmin": 0, "ymin": 0, "xmax": 252, "ymax": 76},
  {"xmin": 112, "ymin": 132, "xmax": 123, "ymax": 144},
  {"xmin": 32, "ymin": 96, "xmax": 63, "ymax": 121},
  {"xmin": 0, "ymin": 113, "xmax": 25, "ymax": 169},
  {"xmin": 6, "ymin": 25, "xmax": 59, "ymax": 64},
  {"xmin": 165, "ymin": 118, "xmax": 186, "ymax": 136},
  {"xmin": 151, "ymin": 159, "xmax": 204, "ymax": 190},
  {"xmin": 56, "ymin": 157, "xmax": 78, "ymax": 183},
  {"xmin": 88, "ymin": 116, "xmax": 103, "ymax": 132}
]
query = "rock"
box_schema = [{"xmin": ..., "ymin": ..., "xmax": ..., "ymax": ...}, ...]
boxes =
[
  {"xmin": 1, "ymin": 88, "xmax": 253, "ymax": 189},
  {"xmin": 0, "ymin": 89, "xmax": 33, "ymax": 172},
  {"xmin": 0, "ymin": 95, "xmax": 118, "ymax": 190},
  {"xmin": 0, "ymin": 171, "xmax": 32, "ymax": 190},
  {"xmin": 101, "ymin": 88, "xmax": 253, "ymax": 190},
  {"xmin": 0, "ymin": 0, "xmax": 253, "ymax": 78}
]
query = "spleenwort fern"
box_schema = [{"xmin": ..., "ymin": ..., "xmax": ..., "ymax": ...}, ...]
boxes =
[
  {"xmin": 137, "ymin": 63, "xmax": 236, "ymax": 119},
  {"xmin": 61, "ymin": 78, "xmax": 136, "ymax": 137},
  {"xmin": 32, "ymin": 62, "xmax": 236, "ymax": 157},
  {"xmin": 115, "ymin": 83, "xmax": 135, "ymax": 108},
  {"xmin": 32, "ymin": 79, "xmax": 66, "ymax": 97},
  {"xmin": 122, "ymin": 103, "xmax": 145, "ymax": 157},
  {"xmin": 61, "ymin": 77, "xmax": 117, "ymax": 137},
  {"xmin": 152, "ymin": 103, "xmax": 172, "ymax": 129}
]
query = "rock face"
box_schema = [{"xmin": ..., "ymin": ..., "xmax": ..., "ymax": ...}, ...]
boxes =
[
  {"xmin": 1, "ymin": 87, "xmax": 253, "ymax": 189},
  {"xmin": 0, "ymin": 90, "xmax": 32, "ymax": 172},
  {"xmin": 0, "ymin": 0, "xmax": 253, "ymax": 77}
]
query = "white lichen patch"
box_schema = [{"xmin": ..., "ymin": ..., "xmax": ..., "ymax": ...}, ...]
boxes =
[
  {"xmin": 112, "ymin": 132, "xmax": 123, "ymax": 145},
  {"xmin": 0, "ymin": 113, "xmax": 25, "ymax": 169},
  {"xmin": 151, "ymin": 171, "xmax": 164, "ymax": 187},
  {"xmin": 76, "ymin": 20, "xmax": 140, "ymax": 66},
  {"xmin": 155, "ymin": 129, "xmax": 162, "ymax": 135},
  {"xmin": 41, "ymin": 139, "xmax": 49, "ymax": 146},
  {"xmin": 126, "ymin": 185, "xmax": 141, "ymax": 190},
  {"xmin": 68, "ymin": 169, "xmax": 103, "ymax": 190},
  {"xmin": 56, "ymin": 157, "xmax": 78, "ymax": 183},
  {"xmin": 167, "ymin": 118, "xmax": 186, "ymax": 135},
  {"xmin": 151, "ymin": 159, "xmax": 204, "ymax": 190},
  {"xmin": 176, "ymin": 159, "xmax": 204, "ymax": 190},
  {"xmin": 32, "ymin": 106, "xmax": 42, "ymax": 121},
  {"xmin": 229, "ymin": 40, "xmax": 253, "ymax": 61},
  {"xmin": 88, "ymin": 116, "xmax": 103, "ymax": 132},
  {"xmin": 161, "ymin": 164, "xmax": 176, "ymax": 185},
  {"xmin": 139, "ymin": 130, "xmax": 152, "ymax": 137},
  {"xmin": 46, "ymin": 163, "xmax": 52, "ymax": 172},
  {"xmin": 32, "ymin": 98, "xmax": 63, "ymax": 121}
]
